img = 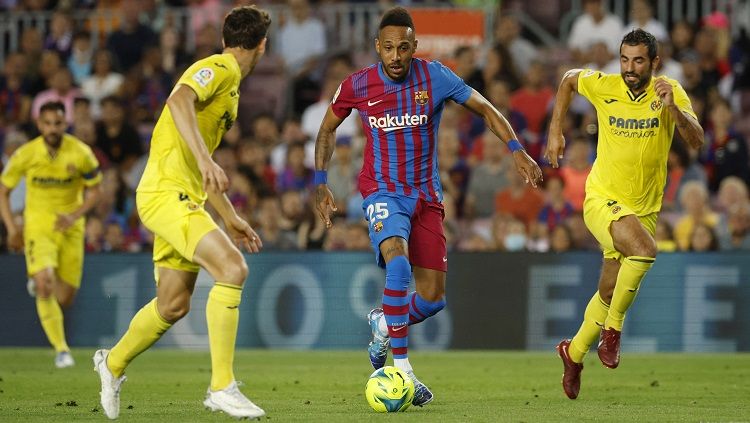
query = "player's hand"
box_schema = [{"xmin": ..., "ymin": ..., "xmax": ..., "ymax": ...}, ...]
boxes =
[
  {"xmin": 544, "ymin": 132, "xmax": 566, "ymax": 168},
  {"xmin": 6, "ymin": 227, "xmax": 23, "ymax": 252},
  {"xmin": 225, "ymin": 216, "xmax": 262, "ymax": 254},
  {"xmin": 654, "ymin": 77, "xmax": 674, "ymax": 107},
  {"xmin": 199, "ymin": 157, "xmax": 229, "ymax": 193},
  {"xmin": 55, "ymin": 213, "xmax": 76, "ymax": 232},
  {"xmin": 315, "ymin": 184, "xmax": 337, "ymax": 229},
  {"xmin": 512, "ymin": 150, "xmax": 543, "ymax": 188}
]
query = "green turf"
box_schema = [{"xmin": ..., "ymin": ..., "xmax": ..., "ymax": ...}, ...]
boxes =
[{"xmin": 0, "ymin": 349, "xmax": 748, "ymax": 422}]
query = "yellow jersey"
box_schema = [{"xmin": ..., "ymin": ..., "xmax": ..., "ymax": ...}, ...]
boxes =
[
  {"xmin": 137, "ymin": 53, "xmax": 241, "ymax": 202},
  {"xmin": 577, "ymin": 69, "xmax": 696, "ymax": 215},
  {"xmin": 0, "ymin": 134, "xmax": 101, "ymax": 222}
]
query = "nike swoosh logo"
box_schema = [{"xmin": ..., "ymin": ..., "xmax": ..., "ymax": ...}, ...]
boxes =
[
  {"xmin": 381, "ymin": 126, "xmax": 408, "ymax": 132},
  {"xmin": 368, "ymin": 99, "xmax": 383, "ymax": 106},
  {"xmin": 392, "ymin": 325, "xmax": 406, "ymax": 332},
  {"xmin": 604, "ymin": 99, "xmax": 618, "ymax": 104},
  {"xmin": 442, "ymin": 257, "xmax": 447, "ymax": 262}
]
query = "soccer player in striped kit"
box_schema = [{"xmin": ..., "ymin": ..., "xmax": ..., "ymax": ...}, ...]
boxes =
[{"xmin": 314, "ymin": 7, "xmax": 543, "ymax": 406}]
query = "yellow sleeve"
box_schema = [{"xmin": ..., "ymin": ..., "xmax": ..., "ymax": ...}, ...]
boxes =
[
  {"xmin": 0, "ymin": 147, "xmax": 28, "ymax": 189},
  {"xmin": 176, "ymin": 57, "xmax": 231, "ymax": 102},
  {"xmin": 79, "ymin": 144, "xmax": 102, "ymax": 187},
  {"xmin": 576, "ymin": 68, "xmax": 606, "ymax": 108}
]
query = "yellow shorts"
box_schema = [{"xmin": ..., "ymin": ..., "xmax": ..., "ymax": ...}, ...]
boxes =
[
  {"xmin": 25, "ymin": 218, "xmax": 84, "ymax": 288},
  {"xmin": 583, "ymin": 194, "xmax": 657, "ymax": 261},
  {"xmin": 136, "ymin": 191, "xmax": 218, "ymax": 280}
]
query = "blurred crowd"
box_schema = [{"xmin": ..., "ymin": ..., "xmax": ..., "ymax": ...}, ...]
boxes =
[{"xmin": 1, "ymin": 0, "xmax": 749, "ymax": 254}]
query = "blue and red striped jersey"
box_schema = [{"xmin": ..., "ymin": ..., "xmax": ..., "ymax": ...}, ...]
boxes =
[{"xmin": 331, "ymin": 58, "xmax": 472, "ymax": 203}]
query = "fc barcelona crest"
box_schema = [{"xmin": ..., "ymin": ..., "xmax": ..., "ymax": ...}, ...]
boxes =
[{"xmin": 414, "ymin": 90, "xmax": 429, "ymax": 105}]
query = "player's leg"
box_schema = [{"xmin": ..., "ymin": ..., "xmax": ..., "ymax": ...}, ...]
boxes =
[
  {"xmin": 363, "ymin": 194, "xmax": 414, "ymax": 370},
  {"xmin": 192, "ymin": 229, "xmax": 265, "ymax": 419},
  {"xmin": 32, "ymin": 268, "xmax": 71, "ymax": 358},
  {"xmin": 407, "ymin": 199, "xmax": 448, "ymax": 326},
  {"xmin": 598, "ymin": 214, "xmax": 657, "ymax": 368}
]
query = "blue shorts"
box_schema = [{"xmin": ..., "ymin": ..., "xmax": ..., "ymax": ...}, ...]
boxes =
[{"xmin": 362, "ymin": 192, "xmax": 447, "ymax": 271}]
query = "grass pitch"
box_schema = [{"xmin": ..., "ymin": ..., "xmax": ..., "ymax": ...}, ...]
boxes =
[{"xmin": 0, "ymin": 349, "xmax": 748, "ymax": 422}]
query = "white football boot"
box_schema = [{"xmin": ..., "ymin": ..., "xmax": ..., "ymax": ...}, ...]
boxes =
[
  {"xmin": 93, "ymin": 349, "xmax": 126, "ymax": 419},
  {"xmin": 203, "ymin": 381, "xmax": 266, "ymax": 419}
]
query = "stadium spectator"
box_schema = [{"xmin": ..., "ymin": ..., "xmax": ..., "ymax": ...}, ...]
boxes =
[
  {"xmin": 470, "ymin": 78, "xmax": 528, "ymax": 163},
  {"xmin": 44, "ymin": 11, "xmax": 74, "ymax": 59},
  {"xmin": 453, "ymin": 45, "xmax": 485, "ymax": 94},
  {"xmin": 493, "ymin": 14, "xmax": 538, "ymax": 74},
  {"xmin": 482, "ymin": 43, "xmax": 521, "ymax": 91},
  {"xmin": 663, "ymin": 139, "xmax": 707, "ymax": 212},
  {"xmin": 716, "ymin": 201, "xmax": 750, "ymax": 251},
  {"xmin": 510, "ymin": 60, "xmax": 554, "ymax": 159},
  {"xmin": 549, "ymin": 223, "xmax": 574, "ymax": 253},
  {"xmin": 276, "ymin": 142, "xmax": 313, "ymax": 193},
  {"xmin": 95, "ymin": 96, "xmax": 143, "ymax": 170},
  {"xmin": 701, "ymin": 98, "xmax": 750, "ymax": 192},
  {"xmin": 558, "ymin": 136, "xmax": 591, "ymax": 212},
  {"xmin": 654, "ymin": 220, "xmax": 677, "ymax": 252},
  {"xmin": 567, "ymin": 0, "xmax": 624, "ymax": 61},
  {"xmin": 31, "ymin": 67, "xmax": 81, "ymax": 125},
  {"xmin": 105, "ymin": 0, "xmax": 158, "ymax": 72},
  {"xmin": 670, "ymin": 20, "xmax": 695, "ymax": 61},
  {"xmin": 465, "ymin": 131, "xmax": 513, "ymax": 219},
  {"xmin": 674, "ymin": 180, "xmax": 719, "ymax": 251},
  {"xmin": 688, "ymin": 222, "xmax": 719, "ymax": 252},
  {"xmin": 67, "ymin": 31, "xmax": 94, "ymax": 85},
  {"xmin": 626, "ymin": 0, "xmax": 667, "ymax": 42},
  {"xmin": 158, "ymin": 26, "xmax": 190, "ymax": 75},
  {"xmin": 81, "ymin": 50, "xmax": 124, "ymax": 118},
  {"xmin": 537, "ymin": 173, "xmax": 574, "ymax": 232},
  {"xmin": 494, "ymin": 165, "xmax": 544, "ymax": 229},
  {"xmin": 326, "ymin": 136, "xmax": 360, "ymax": 216},
  {"xmin": 277, "ymin": 0, "xmax": 327, "ymax": 114},
  {"xmin": 0, "ymin": 52, "xmax": 32, "ymax": 127}
]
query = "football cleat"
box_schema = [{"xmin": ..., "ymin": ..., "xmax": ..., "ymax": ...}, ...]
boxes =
[
  {"xmin": 556, "ymin": 339, "xmax": 583, "ymax": 400},
  {"xmin": 203, "ymin": 381, "xmax": 266, "ymax": 419},
  {"xmin": 55, "ymin": 351, "xmax": 75, "ymax": 368},
  {"xmin": 597, "ymin": 327, "xmax": 622, "ymax": 369},
  {"xmin": 405, "ymin": 370, "xmax": 433, "ymax": 407},
  {"xmin": 93, "ymin": 349, "xmax": 126, "ymax": 420},
  {"xmin": 367, "ymin": 308, "xmax": 390, "ymax": 369}
]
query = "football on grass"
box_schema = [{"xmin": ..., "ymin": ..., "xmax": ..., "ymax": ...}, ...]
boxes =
[{"xmin": 364, "ymin": 366, "xmax": 414, "ymax": 412}]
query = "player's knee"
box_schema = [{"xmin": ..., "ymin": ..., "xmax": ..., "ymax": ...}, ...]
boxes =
[
  {"xmin": 632, "ymin": 236, "xmax": 657, "ymax": 258},
  {"xmin": 223, "ymin": 258, "xmax": 248, "ymax": 286},
  {"xmin": 57, "ymin": 295, "xmax": 75, "ymax": 309},
  {"xmin": 598, "ymin": 288, "xmax": 614, "ymax": 305},
  {"xmin": 160, "ymin": 300, "xmax": 190, "ymax": 322},
  {"xmin": 420, "ymin": 287, "xmax": 444, "ymax": 302}
]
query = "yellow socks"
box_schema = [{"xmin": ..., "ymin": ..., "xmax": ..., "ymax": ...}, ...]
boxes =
[
  {"xmin": 605, "ymin": 256, "xmax": 655, "ymax": 331},
  {"xmin": 569, "ymin": 292, "xmax": 609, "ymax": 363},
  {"xmin": 206, "ymin": 283, "xmax": 242, "ymax": 391},
  {"xmin": 36, "ymin": 296, "xmax": 69, "ymax": 353},
  {"xmin": 108, "ymin": 298, "xmax": 172, "ymax": 378}
]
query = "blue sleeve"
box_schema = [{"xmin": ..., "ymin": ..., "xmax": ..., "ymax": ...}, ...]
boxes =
[{"xmin": 432, "ymin": 61, "xmax": 472, "ymax": 104}]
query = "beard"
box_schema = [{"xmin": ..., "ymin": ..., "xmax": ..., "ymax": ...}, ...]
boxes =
[
  {"xmin": 44, "ymin": 133, "xmax": 62, "ymax": 147},
  {"xmin": 622, "ymin": 69, "xmax": 651, "ymax": 91}
]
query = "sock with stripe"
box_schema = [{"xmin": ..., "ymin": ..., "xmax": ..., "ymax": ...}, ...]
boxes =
[
  {"xmin": 108, "ymin": 298, "xmax": 172, "ymax": 378},
  {"xmin": 569, "ymin": 292, "xmax": 610, "ymax": 363},
  {"xmin": 407, "ymin": 292, "xmax": 445, "ymax": 324},
  {"xmin": 206, "ymin": 282, "xmax": 243, "ymax": 391},
  {"xmin": 605, "ymin": 255, "xmax": 655, "ymax": 331},
  {"xmin": 382, "ymin": 256, "xmax": 411, "ymax": 370},
  {"xmin": 36, "ymin": 296, "xmax": 69, "ymax": 353}
]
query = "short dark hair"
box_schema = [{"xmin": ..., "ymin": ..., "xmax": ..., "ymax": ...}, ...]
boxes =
[
  {"xmin": 223, "ymin": 5, "xmax": 271, "ymax": 50},
  {"xmin": 39, "ymin": 101, "xmax": 65, "ymax": 115},
  {"xmin": 379, "ymin": 7, "xmax": 414, "ymax": 31},
  {"xmin": 621, "ymin": 28, "xmax": 658, "ymax": 60}
]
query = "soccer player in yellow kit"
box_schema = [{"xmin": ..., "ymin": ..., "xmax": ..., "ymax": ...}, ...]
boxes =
[
  {"xmin": 545, "ymin": 29, "xmax": 704, "ymax": 400},
  {"xmin": 93, "ymin": 6, "xmax": 270, "ymax": 420},
  {"xmin": 0, "ymin": 101, "xmax": 102, "ymax": 368}
]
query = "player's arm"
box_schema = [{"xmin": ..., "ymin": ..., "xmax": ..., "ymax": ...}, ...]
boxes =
[
  {"xmin": 206, "ymin": 189, "xmax": 262, "ymax": 253},
  {"xmin": 544, "ymin": 68, "xmax": 582, "ymax": 168},
  {"xmin": 0, "ymin": 183, "xmax": 22, "ymax": 251},
  {"xmin": 462, "ymin": 89, "xmax": 543, "ymax": 187},
  {"xmin": 654, "ymin": 77, "xmax": 704, "ymax": 150},
  {"xmin": 55, "ymin": 183, "xmax": 102, "ymax": 231},
  {"xmin": 167, "ymin": 84, "xmax": 229, "ymax": 193},
  {"xmin": 313, "ymin": 106, "xmax": 344, "ymax": 228}
]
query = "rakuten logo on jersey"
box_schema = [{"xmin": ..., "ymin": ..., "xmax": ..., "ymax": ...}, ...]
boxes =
[{"xmin": 368, "ymin": 113, "xmax": 428, "ymax": 132}]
